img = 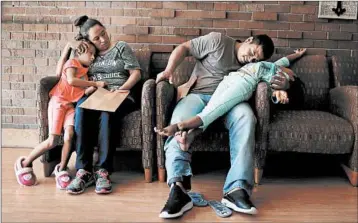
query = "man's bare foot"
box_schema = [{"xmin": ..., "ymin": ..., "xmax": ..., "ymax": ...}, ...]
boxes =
[
  {"xmin": 154, "ymin": 124, "xmax": 179, "ymax": 136},
  {"xmin": 174, "ymin": 129, "xmax": 198, "ymax": 151}
]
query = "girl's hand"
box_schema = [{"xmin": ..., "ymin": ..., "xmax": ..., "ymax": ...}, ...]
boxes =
[
  {"xmin": 85, "ymin": 86, "xmax": 97, "ymax": 95},
  {"xmin": 95, "ymin": 81, "xmax": 107, "ymax": 88},
  {"xmin": 294, "ymin": 48, "xmax": 307, "ymax": 57},
  {"xmin": 272, "ymin": 90, "xmax": 289, "ymax": 104}
]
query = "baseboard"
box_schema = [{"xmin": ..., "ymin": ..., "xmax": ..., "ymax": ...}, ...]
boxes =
[{"xmin": 1, "ymin": 128, "xmax": 38, "ymax": 148}]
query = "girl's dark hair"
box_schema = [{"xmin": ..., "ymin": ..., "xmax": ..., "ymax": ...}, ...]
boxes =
[
  {"xmin": 280, "ymin": 77, "xmax": 306, "ymax": 110},
  {"xmin": 74, "ymin": 15, "xmax": 104, "ymax": 41}
]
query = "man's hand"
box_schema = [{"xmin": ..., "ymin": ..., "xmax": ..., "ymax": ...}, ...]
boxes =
[
  {"xmin": 294, "ymin": 48, "xmax": 307, "ymax": 57},
  {"xmin": 272, "ymin": 90, "xmax": 289, "ymax": 104},
  {"xmin": 85, "ymin": 86, "xmax": 97, "ymax": 95},
  {"xmin": 95, "ymin": 81, "xmax": 107, "ymax": 88},
  {"xmin": 156, "ymin": 70, "xmax": 173, "ymax": 84},
  {"xmin": 270, "ymin": 71, "xmax": 292, "ymax": 90}
]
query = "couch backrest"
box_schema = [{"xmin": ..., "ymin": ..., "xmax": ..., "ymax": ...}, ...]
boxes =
[
  {"xmin": 171, "ymin": 56, "xmax": 196, "ymax": 87},
  {"xmin": 332, "ymin": 55, "xmax": 358, "ymax": 87},
  {"xmin": 269, "ymin": 54, "xmax": 331, "ymax": 111}
]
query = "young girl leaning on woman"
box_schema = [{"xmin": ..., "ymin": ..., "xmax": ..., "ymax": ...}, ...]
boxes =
[{"xmin": 14, "ymin": 41, "xmax": 106, "ymax": 189}]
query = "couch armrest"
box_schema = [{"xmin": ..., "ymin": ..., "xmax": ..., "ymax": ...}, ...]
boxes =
[
  {"xmin": 330, "ymin": 86, "xmax": 358, "ymax": 171},
  {"xmin": 141, "ymin": 79, "xmax": 156, "ymax": 170},
  {"xmin": 37, "ymin": 76, "xmax": 60, "ymax": 143},
  {"xmin": 156, "ymin": 81, "xmax": 175, "ymax": 169},
  {"xmin": 254, "ymin": 82, "xmax": 271, "ymax": 169}
]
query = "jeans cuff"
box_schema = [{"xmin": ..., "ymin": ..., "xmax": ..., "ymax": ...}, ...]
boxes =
[
  {"xmin": 167, "ymin": 175, "xmax": 192, "ymax": 191},
  {"xmin": 224, "ymin": 181, "xmax": 253, "ymax": 196}
]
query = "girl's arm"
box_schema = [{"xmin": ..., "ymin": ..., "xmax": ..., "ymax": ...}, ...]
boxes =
[
  {"xmin": 286, "ymin": 48, "xmax": 306, "ymax": 63},
  {"xmin": 66, "ymin": 67, "xmax": 106, "ymax": 88},
  {"xmin": 118, "ymin": 69, "xmax": 141, "ymax": 90}
]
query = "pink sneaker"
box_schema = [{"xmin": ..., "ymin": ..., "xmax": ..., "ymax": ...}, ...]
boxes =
[
  {"xmin": 14, "ymin": 156, "xmax": 37, "ymax": 186},
  {"xmin": 54, "ymin": 164, "xmax": 71, "ymax": 190}
]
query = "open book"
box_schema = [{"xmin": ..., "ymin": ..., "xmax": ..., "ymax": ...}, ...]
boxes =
[{"xmin": 79, "ymin": 87, "xmax": 130, "ymax": 112}]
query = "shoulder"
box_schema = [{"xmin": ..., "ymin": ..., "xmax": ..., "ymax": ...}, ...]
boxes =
[
  {"xmin": 64, "ymin": 58, "xmax": 81, "ymax": 69},
  {"xmin": 115, "ymin": 41, "xmax": 131, "ymax": 52}
]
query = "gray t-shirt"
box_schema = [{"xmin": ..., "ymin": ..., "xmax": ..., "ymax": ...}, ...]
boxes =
[
  {"xmin": 189, "ymin": 32, "xmax": 242, "ymax": 94},
  {"xmin": 88, "ymin": 41, "xmax": 141, "ymax": 101}
]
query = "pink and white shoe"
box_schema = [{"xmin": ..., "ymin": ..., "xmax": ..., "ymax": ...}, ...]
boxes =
[
  {"xmin": 54, "ymin": 164, "xmax": 71, "ymax": 190},
  {"xmin": 14, "ymin": 156, "xmax": 37, "ymax": 186}
]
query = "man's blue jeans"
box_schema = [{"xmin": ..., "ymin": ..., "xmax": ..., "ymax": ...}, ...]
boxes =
[{"xmin": 164, "ymin": 93, "xmax": 256, "ymax": 196}]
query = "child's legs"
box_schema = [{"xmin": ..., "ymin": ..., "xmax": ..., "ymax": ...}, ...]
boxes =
[
  {"xmin": 197, "ymin": 76, "xmax": 255, "ymax": 130},
  {"xmin": 59, "ymin": 105, "xmax": 75, "ymax": 170}
]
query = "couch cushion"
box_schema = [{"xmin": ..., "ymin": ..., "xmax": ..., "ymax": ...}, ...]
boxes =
[
  {"xmin": 268, "ymin": 110, "xmax": 354, "ymax": 154},
  {"xmin": 115, "ymin": 110, "xmax": 142, "ymax": 151}
]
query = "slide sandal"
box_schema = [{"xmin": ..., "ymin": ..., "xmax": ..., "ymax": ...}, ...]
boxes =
[
  {"xmin": 188, "ymin": 192, "xmax": 208, "ymax": 207},
  {"xmin": 208, "ymin": 200, "xmax": 232, "ymax": 218}
]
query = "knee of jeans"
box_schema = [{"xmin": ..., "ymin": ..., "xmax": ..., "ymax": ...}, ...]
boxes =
[{"xmin": 227, "ymin": 104, "xmax": 257, "ymax": 128}]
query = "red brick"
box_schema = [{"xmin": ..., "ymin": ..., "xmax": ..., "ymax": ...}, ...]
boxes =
[
  {"xmin": 353, "ymin": 34, "xmax": 358, "ymax": 41},
  {"xmin": 111, "ymin": 17, "xmax": 136, "ymax": 25},
  {"xmin": 2, "ymin": 7, "xmax": 25, "ymax": 14},
  {"xmin": 173, "ymin": 28, "xmax": 200, "ymax": 36},
  {"xmin": 291, "ymin": 5, "xmax": 315, "ymax": 14},
  {"xmin": 123, "ymin": 26, "xmax": 149, "ymax": 35},
  {"xmin": 23, "ymin": 41, "xmax": 48, "ymax": 49},
  {"xmin": 314, "ymin": 40, "xmax": 338, "ymax": 49},
  {"xmin": 264, "ymin": 4, "xmax": 290, "ymax": 13},
  {"xmin": 2, "ymin": 66, "xmax": 11, "ymax": 74},
  {"xmin": 2, "ymin": 90, "xmax": 24, "ymax": 99},
  {"xmin": 2, "ymin": 108, "xmax": 24, "ymax": 116},
  {"xmin": 163, "ymin": 2, "xmax": 187, "ymax": 9},
  {"xmin": 97, "ymin": 8, "xmax": 123, "ymax": 16},
  {"xmin": 337, "ymin": 41, "xmax": 358, "ymax": 49},
  {"xmin": 24, "ymin": 58, "xmax": 48, "ymax": 66},
  {"xmin": 149, "ymin": 27, "xmax": 175, "ymax": 35},
  {"xmin": 12, "ymin": 116, "xmax": 37, "ymax": 124},
  {"xmin": 66, "ymin": 1, "xmax": 86, "ymax": 7},
  {"xmin": 23, "ymin": 74, "xmax": 41, "ymax": 82},
  {"xmin": 12, "ymin": 49, "xmax": 35, "ymax": 57},
  {"xmin": 2, "ymin": 49, "xmax": 11, "ymax": 57},
  {"xmin": 252, "ymin": 30, "xmax": 278, "ymax": 38},
  {"xmin": 111, "ymin": 2, "xmax": 136, "ymax": 8},
  {"xmin": 137, "ymin": 2, "xmax": 163, "ymax": 9},
  {"xmin": 201, "ymin": 29, "xmax": 226, "ymax": 36},
  {"xmin": 253, "ymin": 12, "xmax": 277, "ymax": 21},
  {"xmin": 263, "ymin": 22, "xmax": 290, "ymax": 30},
  {"xmin": 23, "ymin": 108, "xmax": 37, "ymax": 115},
  {"xmin": 24, "ymin": 91, "xmax": 36, "ymax": 99},
  {"xmin": 136, "ymin": 35, "xmax": 162, "ymax": 43},
  {"xmin": 85, "ymin": 2, "xmax": 110, "ymax": 7},
  {"xmin": 188, "ymin": 2, "xmax": 213, "ymax": 10},
  {"xmin": 227, "ymin": 12, "xmax": 252, "ymax": 20},
  {"xmin": 2, "ymin": 74, "xmax": 23, "ymax": 82},
  {"xmin": 328, "ymin": 32, "xmax": 352, "ymax": 40},
  {"xmin": 48, "ymin": 24, "xmax": 73, "ymax": 33},
  {"xmin": 226, "ymin": 29, "xmax": 252, "ymax": 37},
  {"xmin": 303, "ymin": 31, "xmax": 327, "ymax": 40},
  {"xmin": 60, "ymin": 33, "xmax": 76, "ymax": 41},
  {"xmin": 289, "ymin": 39, "xmax": 314, "ymax": 48},
  {"xmin": 162, "ymin": 36, "xmax": 187, "ymax": 44},
  {"xmin": 214, "ymin": 20, "xmax": 241, "ymax": 29},
  {"xmin": 2, "ymin": 57, "xmax": 23, "ymax": 66},
  {"xmin": 151, "ymin": 9, "xmax": 175, "ymax": 18},
  {"xmin": 214, "ymin": 3, "xmax": 239, "ymax": 11},
  {"xmin": 315, "ymin": 23, "xmax": 340, "ymax": 31},
  {"xmin": 162, "ymin": 18, "xmax": 188, "ymax": 27},
  {"xmin": 136, "ymin": 18, "xmax": 161, "ymax": 26},
  {"xmin": 25, "ymin": 7, "xmax": 50, "ymax": 15},
  {"xmin": 2, "ymin": 82, "xmax": 11, "ymax": 90},
  {"xmin": 278, "ymin": 31, "xmax": 302, "ymax": 39},
  {"xmin": 19, "ymin": 1, "xmax": 39, "ymax": 6},
  {"xmin": 35, "ymin": 50, "xmax": 60, "ymax": 58},
  {"xmin": 11, "ymin": 32, "xmax": 36, "ymax": 40},
  {"xmin": 278, "ymin": 14, "xmax": 303, "ymax": 22},
  {"xmin": 1, "ymin": 40, "xmax": 23, "ymax": 48},
  {"xmin": 241, "ymin": 4, "xmax": 264, "ymax": 12},
  {"xmin": 111, "ymin": 35, "xmax": 136, "ymax": 43},
  {"xmin": 149, "ymin": 45, "xmax": 174, "ymax": 53},
  {"xmin": 303, "ymin": 14, "xmax": 328, "ymax": 23},
  {"xmin": 11, "ymin": 66, "xmax": 35, "ymax": 75},
  {"xmin": 123, "ymin": 9, "xmax": 151, "ymax": 17},
  {"xmin": 1, "ymin": 15, "xmax": 13, "ymax": 22},
  {"xmin": 188, "ymin": 20, "xmax": 213, "ymax": 28},
  {"xmin": 2, "ymin": 24, "xmax": 23, "ymax": 31},
  {"xmin": 327, "ymin": 49, "xmax": 351, "ymax": 57},
  {"xmin": 23, "ymin": 24, "xmax": 47, "ymax": 32},
  {"xmin": 38, "ymin": 1, "xmax": 56, "ymax": 6},
  {"xmin": 2, "ymin": 2, "xmax": 19, "ymax": 6},
  {"xmin": 290, "ymin": 23, "xmax": 315, "ymax": 31},
  {"xmin": 10, "ymin": 83, "xmax": 36, "ymax": 91},
  {"xmin": 175, "ymin": 10, "xmax": 226, "ymax": 19},
  {"xmin": 2, "ymin": 116, "xmax": 13, "ymax": 123},
  {"xmin": 340, "ymin": 24, "xmax": 358, "ymax": 32},
  {"xmin": 36, "ymin": 33, "xmax": 60, "ymax": 40},
  {"xmin": 36, "ymin": 66, "xmax": 53, "ymax": 75}
]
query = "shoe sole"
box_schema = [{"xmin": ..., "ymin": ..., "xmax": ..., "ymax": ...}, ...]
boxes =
[
  {"xmin": 14, "ymin": 160, "xmax": 37, "ymax": 187},
  {"xmin": 159, "ymin": 201, "xmax": 193, "ymax": 219},
  {"xmin": 95, "ymin": 188, "xmax": 112, "ymax": 194},
  {"xmin": 66, "ymin": 179, "xmax": 95, "ymax": 195},
  {"xmin": 221, "ymin": 198, "xmax": 258, "ymax": 215}
]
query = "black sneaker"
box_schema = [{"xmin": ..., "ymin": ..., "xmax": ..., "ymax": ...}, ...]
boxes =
[
  {"xmin": 66, "ymin": 169, "xmax": 95, "ymax": 195},
  {"xmin": 221, "ymin": 189, "xmax": 258, "ymax": 215},
  {"xmin": 159, "ymin": 184, "xmax": 193, "ymax": 218},
  {"xmin": 94, "ymin": 168, "xmax": 112, "ymax": 194}
]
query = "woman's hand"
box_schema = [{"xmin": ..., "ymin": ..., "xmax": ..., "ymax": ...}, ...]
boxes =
[
  {"xmin": 85, "ymin": 86, "xmax": 97, "ymax": 95},
  {"xmin": 294, "ymin": 48, "xmax": 307, "ymax": 57},
  {"xmin": 272, "ymin": 90, "xmax": 289, "ymax": 104},
  {"xmin": 95, "ymin": 81, "xmax": 107, "ymax": 88}
]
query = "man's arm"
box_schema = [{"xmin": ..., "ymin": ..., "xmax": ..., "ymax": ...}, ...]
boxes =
[
  {"xmin": 286, "ymin": 48, "xmax": 306, "ymax": 63},
  {"xmin": 156, "ymin": 41, "xmax": 191, "ymax": 84}
]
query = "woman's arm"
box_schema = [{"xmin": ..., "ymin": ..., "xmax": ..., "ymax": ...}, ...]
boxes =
[
  {"xmin": 118, "ymin": 69, "xmax": 141, "ymax": 90},
  {"xmin": 55, "ymin": 43, "xmax": 72, "ymax": 77},
  {"xmin": 66, "ymin": 67, "xmax": 106, "ymax": 88}
]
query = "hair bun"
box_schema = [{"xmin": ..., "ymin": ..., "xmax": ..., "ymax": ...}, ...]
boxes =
[{"xmin": 74, "ymin": 15, "xmax": 89, "ymax": 27}]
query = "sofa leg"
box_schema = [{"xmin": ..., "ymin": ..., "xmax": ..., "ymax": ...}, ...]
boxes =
[
  {"xmin": 254, "ymin": 168, "xmax": 263, "ymax": 185},
  {"xmin": 43, "ymin": 160, "xmax": 59, "ymax": 177},
  {"xmin": 158, "ymin": 168, "xmax": 166, "ymax": 183},
  {"xmin": 341, "ymin": 164, "xmax": 358, "ymax": 187},
  {"xmin": 144, "ymin": 168, "xmax": 152, "ymax": 183}
]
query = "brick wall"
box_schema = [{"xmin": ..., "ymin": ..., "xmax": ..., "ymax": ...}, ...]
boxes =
[{"xmin": 2, "ymin": 1, "xmax": 358, "ymax": 129}]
